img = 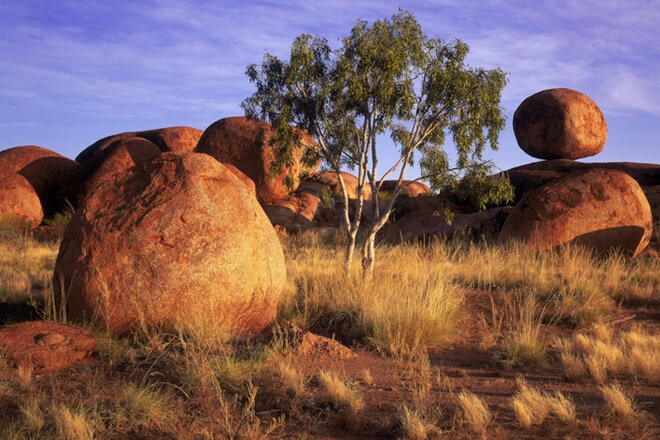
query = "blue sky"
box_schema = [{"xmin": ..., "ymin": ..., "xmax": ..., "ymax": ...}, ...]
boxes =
[{"xmin": 1, "ymin": 0, "xmax": 658, "ymax": 178}]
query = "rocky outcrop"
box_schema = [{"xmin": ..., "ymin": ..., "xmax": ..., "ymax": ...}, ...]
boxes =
[
  {"xmin": 505, "ymin": 160, "xmax": 660, "ymax": 201},
  {"xmin": 0, "ymin": 321, "xmax": 95, "ymax": 371},
  {"xmin": 513, "ymin": 88, "xmax": 607, "ymax": 160},
  {"xmin": 499, "ymin": 168, "xmax": 652, "ymax": 257},
  {"xmin": 308, "ymin": 171, "xmax": 372, "ymax": 201},
  {"xmin": 54, "ymin": 152, "xmax": 286, "ymax": 338},
  {"xmin": 263, "ymin": 171, "xmax": 376, "ymax": 231},
  {"xmin": 380, "ymin": 180, "xmax": 431, "ymax": 197},
  {"xmin": 195, "ymin": 116, "xmax": 320, "ymax": 204},
  {"xmin": 136, "ymin": 126, "xmax": 204, "ymax": 154},
  {"xmin": 76, "ymin": 126, "xmax": 203, "ymax": 164},
  {"xmin": 78, "ymin": 137, "xmax": 162, "ymax": 202},
  {"xmin": 394, "ymin": 206, "xmax": 512, "ymax": 241},
  {"xmin": 0, "ymin": 173, "xmax": 44, "ymax": 229},
  {"xmin": 0, "ymin": 145, "xmax": 82, "ymax": 218}
]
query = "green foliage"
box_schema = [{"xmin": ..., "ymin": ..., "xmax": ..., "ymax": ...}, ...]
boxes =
[
  {"xmin": 320, "ymin": 187, "xmax": 335, "ymax": 209},
  {"xmin": 430, "ymin": 162, "xmax": 514, "ymax": 211},
  {"xmin": 44, "ymin": 211, "xmax": 72, "ymax": 229},
  {"xmin": 242, "ymin": 9, "xmax": 510, "ymax": 272}
]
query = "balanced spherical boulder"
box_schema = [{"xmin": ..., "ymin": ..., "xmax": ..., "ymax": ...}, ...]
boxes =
[
  {"xmin": 513, "ymin": 88, "xmax": 607, "ymax": 160},
  {"xmin": 0, "ymin": 145, "xmax": 82, "ymax": 218},
  {"xmin": 0, "ymin": 173, "xmax": 44, "ymax": 229},
  {"xmin": 54, "ymin": 152, "xmax": 286, "ymax": 339},
  {"xmin": 194, "ymin": 116, "xmax": 320, "ymax": 204},
  {"xmin": 499, "ymin": 168, "xmax": 652, "ymax": 257}
]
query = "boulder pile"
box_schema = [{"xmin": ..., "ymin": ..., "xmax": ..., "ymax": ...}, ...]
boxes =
[
  {"xmin": 499, "ymin": 88, "xmax": 654, "ymax": 257},
  {"xmin": 0, "ymin": 96, "xmax": 656, "ymax": 344},
  {"xmin": 0, "ymin": 145, "xmax": 82, "ymax": 223},
  {"xmin": 195, "ymin": 116, "xmax": 320, "ymax": 204}
]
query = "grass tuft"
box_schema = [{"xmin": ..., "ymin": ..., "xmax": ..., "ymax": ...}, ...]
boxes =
[
  {"xmin": 318, "ymin": 370, "xmax": 364, "ymax": 412},
  {"xmin": 600, "ymin": 383, "xmax": 637, "ymax": 420},
  {"xmin": 457, "ymin": 389, "xmax": 491, "ymax": 433}
]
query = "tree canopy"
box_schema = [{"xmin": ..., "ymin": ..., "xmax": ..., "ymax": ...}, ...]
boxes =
[{"xmin": 242, "ymin": 10, "xmax": 513, "ymax": 274}]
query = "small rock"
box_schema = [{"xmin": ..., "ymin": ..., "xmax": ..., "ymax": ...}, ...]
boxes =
[{"xmin": 0, "ymin": 321, "xmax": 96, "ymax": 371}]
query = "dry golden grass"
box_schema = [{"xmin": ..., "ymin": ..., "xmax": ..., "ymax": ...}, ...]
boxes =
[
  {"xmin": 282, "ymin": 239, "xmax": 466, "ymax": 358},
  {"xmin": 493, "ymin": 290, "xmax": 548, "ymax": 368},
  {"xmin": 0, "ymin": 232, "xmax": 58, "ymax": 304},
  {"xmin": 116, "ymin": 383, "xmax": 175, "ymax": 431},
  {"xmin": 512, "ymin": 378, "xmax": 552, "ymax": 428},
  {"xmin": 457, "ymin": 389, "xmax": 492, "ymax": 433},
  {"xmin": 548, "ymin": 391, "xmax": 577, "ymax": 424},
  {"xmin": 555, "ymin": 324, "xmax": 660, "ymax": 383},
  {"xmin": 19, "ymin": 398, "xmax": 45, "ymax": 435},
  {"xmin": 399, "ymin": 404, "xmax": 441, "ymax": 440},
  {"xmin": 600, "ymin": 383, "xmax": 637, "ymax": 420},
  {"xmin": 51, "ymin": 403, "xmax": 97, "ymax": 440},
  {"xmin": 318, "ymin": 370, "xmax": 364, "ymax": 412},
  {"xmin": 1, "ymin": 228, "xmax": 658, "ymax": 439},
  {"xmin": 512, "ymin": 378, "xmax": 578, "ymax": 429},
  {"xmin": 277, "ymin": 361, "xmax": 307, "ymax": 397}
]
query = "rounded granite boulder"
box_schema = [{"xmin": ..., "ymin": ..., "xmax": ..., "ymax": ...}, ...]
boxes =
[{"xmin": 513, "ymin": 88, "xmax": 607, "ymax": 160}]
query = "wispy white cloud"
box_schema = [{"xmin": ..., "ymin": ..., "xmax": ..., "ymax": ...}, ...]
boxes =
[{"xmin": 0, "ymin": 0, "xmax": 657, "ymax": 163}]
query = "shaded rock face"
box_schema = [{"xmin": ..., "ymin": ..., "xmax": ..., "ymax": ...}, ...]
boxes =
[
  {"xmin": 262, "ymin": 192, "xmax": 334, "ymax": 232},
  {"xmin": 222, "ymin": 163, "xmax": 257, "ymax": 196},
  {"xmin": 0, "ymin": 145, "xmax": 82, "ymax": 218},
  {"xmin": 310, "ymin": 171, "xmax": 372, "ymax": 201},
  {"xmin": 54, "ymin": 152, "xmax": 286, "ymax": 338},
  {"xmin": 394, "ymin": 206, "xmax": 512, "ymax": 242},
  {"xmin": 195, "ymin": 116, "xmax": 320, "ymax": 204},
  {"xmin": 513, "ymin": 88, "xmax": 607, "ymax": 160},
  {"xmin": 78, "ymin": 137, "xmax": 162, "ymax": 202},
  {"xmin": 380, "ymin": 180, "xmax": 431, "ymax": 197},
  {"xmin": 0, "ymin": 321, "xmax": 95, "ymax": 371},
  {"xmin": 75, "ymin": 126, "xmax": 203, "ymax": 165},
  {"xmin": 0, "ymin": 173, "xmax": 44, "ymax": 229},
  {"xmin": 137, "ymin": 126, "xmax": 203, "ymax": 154},
  {"xmin": 505, "ymin": 160, "xmax": 660, "ymax": 199},
  {"xmin": 499, "ymin": 168, "xmax": 652, "ymax": 257},
  {"xmin": 263, "ymin": 171, "xmax": 375, "ymax": 232}
]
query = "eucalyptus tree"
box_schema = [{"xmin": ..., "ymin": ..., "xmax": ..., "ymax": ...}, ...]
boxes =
[{"xmin": 243, "ymin": 10, "xmax": 512, "ymax": 274}]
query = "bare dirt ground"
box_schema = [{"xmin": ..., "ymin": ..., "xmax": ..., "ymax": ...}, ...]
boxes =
[
  {"xmin": 0, "ymin": 288, "xmax": 658, "ymax": 439},
  {"xmin": 267, "ymin": 289, "xmax": 659, "ymax": 439}
]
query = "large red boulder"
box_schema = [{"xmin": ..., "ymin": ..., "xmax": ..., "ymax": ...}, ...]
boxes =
[
  {"xmin": 54, "ymin": 152, "xmax": 286, "ymax": 339},
  {"xmin": 505, "ymin": 160, "xmax": 660, "ymax": 201},
  {"xmin": 78, "ymin": 137, "xmax": 161, "ymax": 202},
  {"xmin": 0, "ymin": 321, "xmax": 96, "ymax": 371},
  {"xmin": 0, "ymin": 146, "xmax": 82, "ymax": 218},
  {"xmin": 309, "ymin": 171, "xmax": 372, "ymax": 201},
  {"xmin": 394, "ymin": 206, "xmax": 512, "ymax": 241},
  {"xmin": 76, "ymin": 126, "xmax": 203, "ymax": 165},
  {"xmin": 262, "ymin": 191, "xmax": 335, "ymax": 232},
  {"xmin": 380, "ymin": 180, "xmax": 431, "ymax": 197},
  {"xmin": 0, "ymin": 173, "xmax": 44, "ymax": 229},
  {"xmin": 513, "ymin": 88, "xmax": 607, "ymax": 160},
  {"xmin": 137, "ymin": 126, "xmax": 203, "ymax": 153},
  {"xmin": 194, "ymin": 116, "xmax": 320, "ymax": 203},
  {"xmin": 499, "ymin": 168, "xmax": 653, "ymax": 257}
]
